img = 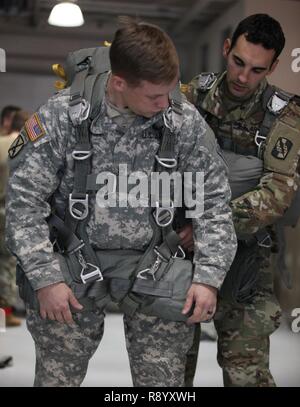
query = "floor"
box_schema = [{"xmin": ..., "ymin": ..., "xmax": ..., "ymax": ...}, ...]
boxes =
[{"xmin": 0, "ymin": 312, "xmax": 299, "ymax": 387}]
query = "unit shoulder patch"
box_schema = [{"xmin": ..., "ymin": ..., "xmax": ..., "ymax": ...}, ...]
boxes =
[
  {"xmin": 24, "ymin": 113, "xmax": 46, "ymax": 142},
  {"xmin": 271, "ymin": 137, "xmax": 293, "ymax": 160},
  {"xmin": 8, "ymin": 133, "xmax": 26, "ymax": 159}
]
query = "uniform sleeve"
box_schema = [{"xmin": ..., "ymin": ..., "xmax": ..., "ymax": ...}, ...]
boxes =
[
  {"xmin": 231, "ymin": 100, "xmax": 300, "ymax": 235},
  {"xmin": 5, "ymin": 91, "xmax": 71, "ymax": 290},
  {"xmin": 178, "ymin": 104, "xmax": 237, "ymax": 289}
]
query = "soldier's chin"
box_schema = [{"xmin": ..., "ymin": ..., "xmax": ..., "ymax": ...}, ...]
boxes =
[{"xmin": 230, "ymin": 82, "xmax": 249, "ymax": 97}]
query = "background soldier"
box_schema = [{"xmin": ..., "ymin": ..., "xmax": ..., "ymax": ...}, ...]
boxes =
[
  {"xmin": 0, "ymin": 109, "xmax": 28, "ymax": 327},
  {"xmin": 5, "ymin": 18, "xmax": 236, "ymax": 387},
  {"xmin": 182, "ymin": 14, "xmax": 300, "ymax": 387}
]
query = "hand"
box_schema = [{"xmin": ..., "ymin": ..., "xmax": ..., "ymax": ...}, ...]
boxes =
[
  {"xmin": 178, "ymin": 223, "xmax": 194, "ymax": 252},
  {"xmin": 37, "ymin": 282, "xmax": 83, "ymax": 324},
  {"xmin": 182, "ymin": 283, "xmax": 217, "ymax": 324}
]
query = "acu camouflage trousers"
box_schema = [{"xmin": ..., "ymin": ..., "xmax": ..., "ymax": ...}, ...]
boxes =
[
  {"xmin": 26, "ymin": 308, "xmax": 194, "ymax": 387},
  {"xmin": 185, "ymin": 248, "xmax": 282, "ymax": 387},
  {"xmin": 0, "ymin": 207, "xmax": 17, "ymax": 308}
]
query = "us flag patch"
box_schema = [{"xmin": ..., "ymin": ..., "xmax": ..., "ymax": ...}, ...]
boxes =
[{"xmin": 25, "ymin": 113, "xmax": 46, "ymax": 142}]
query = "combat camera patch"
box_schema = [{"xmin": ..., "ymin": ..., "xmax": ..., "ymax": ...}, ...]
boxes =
[
  {"xmin": 271, "ymin": 137, "xmax": 293, "ymax": 160},
  {"xmin": 24, "ymin": 113, "xmax": 46, "ymax": 142},
  {"xmin": 8, "ymin": 133, "xmax": 26, "ymax": 159}
]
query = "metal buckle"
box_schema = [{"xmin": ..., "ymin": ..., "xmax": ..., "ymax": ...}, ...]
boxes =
[
  {"xmin": 254, "ymin": 130, "xmax": 266, "ymax": 147},
  {"xmin": 137, "ymin": 268, "xmax": 151, "ymax": 280},
  {"xmin": 78, "ymin": 250, "xmax": 103, "ymax": 284},
  {"xmin": 68, "ymin": 240, "xmax": 85, "ymax": 255},
  {"xmin": 72, "ymin": 150, "xmax": 92, "ymax": 161},
  {"xmin": 267, "ymin": 92, "xmax": 289, "ymax": 115},
  {"xmin": 154, "ymin": 201, "xmax": 174, "ymax": 227},
  {"xmin": 69, "ymin": 97, "xmax": 90, "ymax": 126},
  {"xmin": 137, "ymin": 256, "xmax": 163, "ymax": 282},
  {"xmin": 69, "ymin": 194, "xmax": 89, "ymax": 220},
  {"xmin": 155, "ymin": 155, "xmax": 177, "ymax": 168},
  {"xmin": 254, "ymin": 130, "xmax": 267, "ymax": 158},
  {"xmin": 257, "ymin": 235, "xmax": 272, "ymax": 248},
  {"xmin": 173, "ymin": 245, "xmax": 186, "ymax": 259},
  {"xmin": 81, "ymin": 264, "xmax": 103, "ymax": 284}
]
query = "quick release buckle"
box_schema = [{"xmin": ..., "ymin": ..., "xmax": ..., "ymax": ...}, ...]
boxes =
[
  {"xmin": 154, "ymin": 201, "xmax": 174, "ymax": 227},
  {"xmin": 69, "ymin": 194, "xmax": 89, "ymax": 220}
]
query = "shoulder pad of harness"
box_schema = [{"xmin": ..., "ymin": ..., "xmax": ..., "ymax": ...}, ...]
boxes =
[
  {"xmin": 194, "ymin": 72, "xmax": 218, "ymax": 92},
  {"xmin": 264, "ymin": 85, "xmax": 294, "ymax": 116}
]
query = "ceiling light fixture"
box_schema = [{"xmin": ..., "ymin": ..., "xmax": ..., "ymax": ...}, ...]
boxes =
[{"xmin": 48, "ymin": 1, "xmax": 84, "ymax": 27}]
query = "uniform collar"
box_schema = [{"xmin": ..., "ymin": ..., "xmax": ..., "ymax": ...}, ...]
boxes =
[
  {"xmin": 202, "ymin": 71, "xmax": 268, "ymax": 120},
  {"xmin": 90, "ymin": 99, "xmax": 164, "ymax": 136}
]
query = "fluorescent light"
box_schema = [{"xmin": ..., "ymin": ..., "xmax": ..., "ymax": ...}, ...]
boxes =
[{"xmin": 48, "ymin": 2, "xmax": 84, "ymax": 27}]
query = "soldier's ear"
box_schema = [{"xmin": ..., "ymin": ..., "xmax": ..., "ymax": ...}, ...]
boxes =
[
  {"xmin": 223, "ymin": 39, "xmax": 231, "ymax": 59},
  {"xmin": 110, "ymin": 74, "xmax": 126, "ymax": 92},
  {"xmin": 268, "ymin": 59, "xmax": 279, "ymax": 75}
]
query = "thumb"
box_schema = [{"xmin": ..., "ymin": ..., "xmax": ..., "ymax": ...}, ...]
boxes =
[
  {"xmin": 182, "ymin": 292, "xmax": 194, "ymax": 315},
  {"xmin": 69, "ymin": 291, "xmax": 83, "ymax": 310}
]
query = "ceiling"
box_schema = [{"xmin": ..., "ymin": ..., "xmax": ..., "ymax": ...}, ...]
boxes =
[
  {"xmin": 0, "ymin": 0, "xmax": 238, "ymax": 39},
  {"xmin": 0, "ymin": 0, "xmax": 238, "ymax": 75}
]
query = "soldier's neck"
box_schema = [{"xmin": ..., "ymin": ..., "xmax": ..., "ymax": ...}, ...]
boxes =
[{"xmin": 106, "ymin": 75, "xmax": 128, "ymax": 110}]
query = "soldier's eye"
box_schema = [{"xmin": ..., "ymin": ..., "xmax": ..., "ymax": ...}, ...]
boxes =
[{"xmin": 234, "ymin": 57, "xmax": 244, "ymax": 66}]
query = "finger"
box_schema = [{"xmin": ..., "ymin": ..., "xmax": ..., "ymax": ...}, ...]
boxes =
[
  {"xmin": 180, "ymin": 236, "xmax": 193, "ymax": 247},
  {"xmin": 40, "ymin": 309, "xmax": 47, "ymax": 320},
  {"xmin": 199, "ymin": 307, "xmax": 216, "ymax": 322},
  {"xmin": 178, "ymin": 229, "xmax": 189, "ymax": 240},
  {"xmin": 47, "ymin": 311, "xmax": 56, "ymax": 321},
  {"xmin": 62, "ymin": 307, "xmax": 75, "ymax": 325},
  {"xmin": 182, "ymin": 293, "xmax": 194, "ymax": 315},
  {"xmin": 69, "ymin": 292, "xmax": 83, "ymax": 311},
  {"xmin": 54, "ymin": 311, "xmax": 65, "ymax": 324},
  {"xmin": 187, "ymin": 303, "xmax": 203, "ymax": 324}
]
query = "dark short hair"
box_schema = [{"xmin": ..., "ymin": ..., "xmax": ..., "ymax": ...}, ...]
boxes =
[
  {"xmin": 230, "ymin": 14, "xmax": 285, "ymax": 64},
  {"xmin": 110, "ymin": 16, "xmax": 179, "ymax": 86},
  {"xmin": 1, "ymin": 105, "xmax": 21, "ymax": 125},
  {"xmin": 11, "ymin": 110, "xmax": 30, "ymax": 132}
]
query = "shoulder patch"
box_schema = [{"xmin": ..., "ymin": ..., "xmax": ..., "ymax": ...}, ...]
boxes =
[
  {"xmin": 8, "ymin": 133, "xmax": 26, "ymax": 159},
  {"xmin": 271, "ymin": 137, "xmax": 293, "ymax": 160},
  {"xmin": 24, "ymin": 113, "xmax": 46, "ymax": 142}
]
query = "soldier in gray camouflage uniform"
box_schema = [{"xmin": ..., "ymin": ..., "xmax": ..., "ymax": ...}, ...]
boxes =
[
  {"xmin": 182, "ymin": 14, "xmax": 300, "ymax": 387},
  {"xmin": 5, "ymin": 17, "xmax": 236, "ymax": 387}
]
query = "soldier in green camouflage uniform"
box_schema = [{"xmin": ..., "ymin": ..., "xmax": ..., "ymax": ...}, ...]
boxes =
[
  {"xmin": 182, "ymin": 14, "xmax": 300, "ymax": 387},
  {"xmin": 5, "ymin": 19, "xmax": 236, "ymax": 387}
]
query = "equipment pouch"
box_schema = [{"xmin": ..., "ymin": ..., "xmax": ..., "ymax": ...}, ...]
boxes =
[
  {"xmin": 219, "ymin": 240, "xmax": 263, "ymax": 305},
  {"xmin": 129, "ymin": 257, "xmax": 194, "ymax": 322}
]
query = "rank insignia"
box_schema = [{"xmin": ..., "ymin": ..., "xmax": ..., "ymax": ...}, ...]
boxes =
[
  {"xmin": 24, "ymin": 113, "xmax": 46, "ymax": 142},
  {"xmin": 8, "ymin": 133, "xmax": 26, "ymax": 158},
  {"xmin": 271, "ymin": 137, "xmax": 293, "ymax": 160}
]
